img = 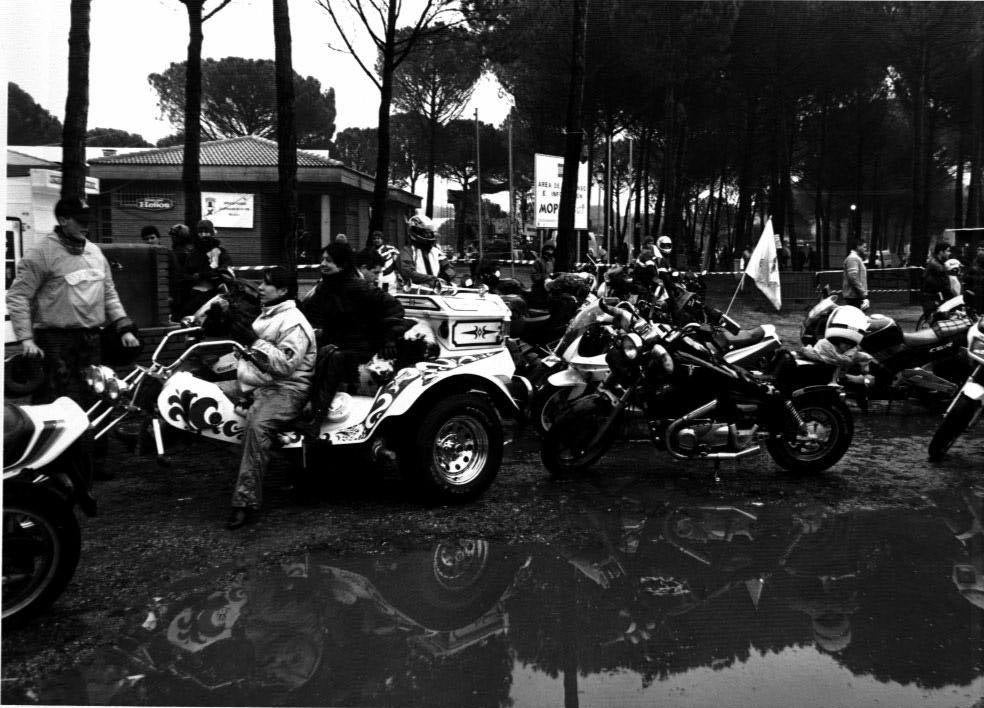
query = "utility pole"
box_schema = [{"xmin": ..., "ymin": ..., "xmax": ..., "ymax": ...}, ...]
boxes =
[
  {"xmin": 508, "ymin": 115, "xmax": 516, "ymax": 276},
  {"xmin": 475, "ymin": 107, "xmax": 483, "ymax": 261}
]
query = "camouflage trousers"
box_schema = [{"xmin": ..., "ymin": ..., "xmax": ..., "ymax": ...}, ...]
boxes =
[{"xmin": 230, "ymin": 385, "xmax": 308, "ymax": 510}]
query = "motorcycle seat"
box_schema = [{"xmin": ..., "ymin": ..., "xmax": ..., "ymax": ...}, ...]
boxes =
[
  {"xmin": 721, "ymin": 325, "xmax": 766, "ymax": 349},
  {"xmin": 902, "ymin": 328, "xmax": 942, "ymax": 348},
  {"xmin": 3, "ymin": 403, "xmax": 35, "ymax": 468}
]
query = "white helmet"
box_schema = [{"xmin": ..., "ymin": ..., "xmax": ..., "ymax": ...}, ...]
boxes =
[
  {"xmin": 825, "ymin": 305, "xmax": 869, "ymax": 346},
  {"xmin": 656, "ymin": 235, "xmax": 672, "ymax": 256},
  {"xmin": 944, "ymin": 258, "xmax": 962, "ymax": 273},
  {"xmin": 407, "ymin": 214, "xmax": 436, "ymax": 245}
]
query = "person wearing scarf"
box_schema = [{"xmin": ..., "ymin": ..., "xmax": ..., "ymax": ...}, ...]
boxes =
[
  {"xmin": 299, "ymin": 243, "xmax": 407, "ymax": 438},
  {"xmin": 398, "ymin": 214, "xmax": 455, "ymax": 288},
  {"xmin": 225, "ymin": 266, "xmax": 316, "ymax": 529},
  {"xmin": 6, "ymin": 197, "xmax": 139, "ymax": 404}
]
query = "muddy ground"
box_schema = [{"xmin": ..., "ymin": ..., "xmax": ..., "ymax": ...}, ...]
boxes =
[{"xmin": 2, "ymin": 304, "xmax": 981, "ymax": 700}]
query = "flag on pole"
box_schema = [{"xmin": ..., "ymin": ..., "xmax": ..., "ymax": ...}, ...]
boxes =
[{"xmin": 744, "ymin": 218, "xmax": 782, "ymax": 311}]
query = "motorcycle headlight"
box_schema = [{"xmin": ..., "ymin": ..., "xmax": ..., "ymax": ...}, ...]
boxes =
[
  {"xmin": 968, "ymin": 327, "xmax": 984, "ymax": 360},
  {"xmin": 621, "ymin": 333, "xmax": 643, "ymax": 360},
  {"xmin": 105, "ymin": 377, "xmax": 130, "ymax": 401}
]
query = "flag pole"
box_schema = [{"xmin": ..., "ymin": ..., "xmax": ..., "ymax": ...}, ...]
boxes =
[{"xmin": 724, "ymin": 272, "xmax": 745, "ymax": 316}]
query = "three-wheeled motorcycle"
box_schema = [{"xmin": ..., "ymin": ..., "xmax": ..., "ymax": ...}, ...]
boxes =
[{"xmin": 84, "ymin": 284, "xmax": 531, "ymax": 503}]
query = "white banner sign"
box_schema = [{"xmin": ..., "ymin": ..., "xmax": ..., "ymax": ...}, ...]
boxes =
[
  {"xmin": 533, "ymin": 154, "xmax": 588, "ymax": 230},
  {"xmin": 201, "ymin": 192, "xmax": 254, "ymax": 229}
]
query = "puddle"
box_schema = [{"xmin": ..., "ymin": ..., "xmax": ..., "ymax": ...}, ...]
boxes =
[{"xmin": 23, "ymin": 486, "xmax": 984, "ymax": 707}]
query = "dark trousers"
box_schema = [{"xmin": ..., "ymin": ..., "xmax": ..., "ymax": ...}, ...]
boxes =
[
  {"xmin": 32, "ymin": 329, "xmax": 102, "ymax": 406},
  {"xmin": 844, "ymin": 297, "xmax": 865, "ymax": 309},
  {"xmin": 311, "ymin": 346, "xmax": 366, "ymax": 414}
]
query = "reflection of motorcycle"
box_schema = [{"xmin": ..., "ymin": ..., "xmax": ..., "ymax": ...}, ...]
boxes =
[
  {"xmin": 84, "ymin": 285, "xmax": 531, "ymax": 503},
  {"xmin": 2, "ymin": 398, "xmax": 96, "ymax": 626},
  {"xmin": 802, "ymin": 289, "xmax": 973, "ymax": 405},
  {"xmin": 541, "ymin": 299, "xmax": 853, "ymax": 476},
  {"xmin": 929, "ymin": 315, "xmax": 984, "ymax": 461},
  {"xmin": 67, "ymin": 539, "xmax": 528, "ymax": 705}
]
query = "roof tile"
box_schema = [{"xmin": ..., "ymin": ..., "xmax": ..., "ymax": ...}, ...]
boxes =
[{"xmin": 88, "ymin": 135, "xmax": 342, "ymax": 168}]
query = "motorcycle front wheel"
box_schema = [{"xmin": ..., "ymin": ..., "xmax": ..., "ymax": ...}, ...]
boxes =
[
  {"xmin": 766, "ymin": 398, "xmax": 853, "ymax": 474},
  {"xmin": 540, "ymin": 395, "xmax": 621, "ymax": 476},
  {"xmin": 531, "ymin": 384, "xmax": 583, "ymax": 436},
  {"xmin": 928, "ymin": 393, "xmax": 980, "ymax": 462},
  {"xmin": 2, "ymin": 488, "xmax": 81, "ymax": 627}
]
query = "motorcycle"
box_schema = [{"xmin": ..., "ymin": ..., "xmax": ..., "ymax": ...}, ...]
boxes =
[
  {"xmin": 928, "ymin": 314, "xmax": 984, "ymax": 461},
  {"xmin": 802, "ymin": 288, "xmax": 973, "ymax": 406},
  {"xmin": 530, "ymin": 298, "xmax": 782, "ymax": 435},
  {"xmin": 541, "ymin": 298, "xmax": 853, "ymax": 476},
  {"xmin": 3, "ymin": 397, "xmax": 96, "ymax": 626},
  {"xmin": 83, "ymin": 283, "xmax": 531, "ymax": 504}
]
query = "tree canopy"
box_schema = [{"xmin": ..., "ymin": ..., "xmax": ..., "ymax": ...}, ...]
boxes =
[
  {"xmin": 8, "ymin": 82, "xmax": 63, "ymax": 145},
  {"xmin": 85, "ymin": 127, "xmax": 152, "ymax": 147},
  {"xmin": 148, "ymin": 57, "xmax": 337, "ymax": 148}
]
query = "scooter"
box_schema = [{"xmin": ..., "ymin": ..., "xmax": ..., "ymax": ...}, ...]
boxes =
[
  {"xmin": 3, "ymin": 397, "xmax": 96, "ymax": 626},
  {"xmin": 928, "ymin": 315, "xmax": 984, "ymax": 461},
  {"xmin": 84, "ymin": 284, "xmax": 531, "ymax": 504},
  {"xmin": 802, "ymin": 289, "xmax": 973, "ymax": 406}
]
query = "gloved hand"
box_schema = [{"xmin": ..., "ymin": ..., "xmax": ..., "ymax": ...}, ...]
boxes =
[
  {"xmin": 860, "ymin": 298, "xmax": 870, "ymax": 311},
  {"xmin": 379, "ymin": 340, "xmax": 399, "ymax": 360}
]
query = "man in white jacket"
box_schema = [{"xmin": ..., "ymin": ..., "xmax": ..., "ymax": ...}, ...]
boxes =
[{"xmin": 225, "ymin": 266, "xmax": 316, "ymax": 529}]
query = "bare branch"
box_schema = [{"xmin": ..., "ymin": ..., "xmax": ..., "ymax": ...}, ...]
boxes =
[
  {"xmin": 392, "ymin": 0, "xmax": 438, "ymax": 69},
  {"xmin": 202, "ymin": 0, "xmax": 233, "ymax": 22},
  {"xmin": 351, "ymin": 0, "xmax": 385, "ymax": 48},
  {"xmin": 314, "ymin": 0, "xmax": 382, "ymax": 89}
]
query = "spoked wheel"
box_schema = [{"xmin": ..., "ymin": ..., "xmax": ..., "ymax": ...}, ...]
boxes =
[
  {"xmin": 540, "ymin": 394, "xmax": 620, "ymax": 476},
  {"xmin": 928, "ymin": 394, "xmax": 980, "ymax": 462},
  {"xmin": 2, "ymin": 489, "xmax": 81, "ymax": 627},
  {"xmin": 767, "ymin": 398, "xmax": 853, "ymax": 474},
  {"xmin": 402, "ymin": 393, "xmax": 503, "ymax": 504}
]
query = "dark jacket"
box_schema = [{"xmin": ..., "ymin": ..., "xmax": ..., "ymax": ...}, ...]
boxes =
[
  {"xmin": 966, "ymin": 256, "xmax": 984, "ymax": 313},
  {"xmin": 922, "ymin": 256, "xmax": 948, "ymax": 298},
  {"xmin": 300, "ymin": 271, "xmax": 407, "ymax": 358}
]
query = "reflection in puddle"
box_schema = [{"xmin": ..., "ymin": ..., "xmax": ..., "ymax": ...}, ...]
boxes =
[{"xmin": 29, "ymin": 487, "xmax": 984, "ymax": 707}]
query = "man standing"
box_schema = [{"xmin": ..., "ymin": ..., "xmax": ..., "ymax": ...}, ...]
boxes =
[
  {"xmin": 370, "ymin": 230, "xmax": 400, "ymax": 292},
  {"xmin": 166, "ymin": 223, "xmax": 196, "ymax": 318},
  {"xmin": 6, "ymin": 197, "xmax": 140, "ymax": 403},
  {"xmin": 841, "ymin": 240, "xmax": 869, "ymax": 309},
  {"xmin": 921, "ymin": 241, "xmax": 951, "ymax": 314},
  {"xmin": 965, "ymin": 243, "xmax": 984, "ymax": 315}
]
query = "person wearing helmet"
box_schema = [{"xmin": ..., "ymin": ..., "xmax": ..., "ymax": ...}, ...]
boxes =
[
  {"xmin": 655, "ymin": 235, "xmax": 673, "ymax": 269},
  {"xmin": 944, "ymin": 258, "xmax": 963, "ymax": 297},
  {"xmin": 399, "ymin": 214, "xmax": 454, "ymax": 287}
]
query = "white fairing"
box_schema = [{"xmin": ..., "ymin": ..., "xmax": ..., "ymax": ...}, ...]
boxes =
[
  {"xmin": 157, "ymin": 372, "xmax": 247, "ymax": 444},
  {"xmin": 3, "ymin": 397, "xmax": 88, "ymax": 474},
  {"xmin": 938, "ymin": 294, "xmax": 965, "ymax": 314},
  {"xmin": 959, "ymin": 382, "xmax": 984, "ymax": 401}
]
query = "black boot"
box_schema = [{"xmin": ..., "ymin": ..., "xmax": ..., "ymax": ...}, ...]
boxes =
[{"xmin": 226, "ymin": 507, "xmax": 256, "ymax": 530}]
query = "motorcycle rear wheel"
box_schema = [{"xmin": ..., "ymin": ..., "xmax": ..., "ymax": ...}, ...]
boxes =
[
  {"xmin": 401, "ymin": 393, "xmax": 503, "ymax": 504},
  {"xmin": 540, "ymin": 396, "xmax": 620, "ymax": 476},
  {"xmin": 928, "ymin": 393, "xmax": 979, "ymax": 462},
  {"xmin": 2, "ymin": 489, "xmax": 81, "ymax": 627},
  {"xmin": 766, "ymin": 398, "xmax": 853, "ymax": 474}
]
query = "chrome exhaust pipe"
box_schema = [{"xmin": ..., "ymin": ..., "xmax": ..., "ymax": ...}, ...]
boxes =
[
  {"xmin": 703, "ymin": 445, "xmax": 761, "ymax": 460},
  {"xmin": 665, "ymin": 400, "xmax": 718, "ymax": 460}
]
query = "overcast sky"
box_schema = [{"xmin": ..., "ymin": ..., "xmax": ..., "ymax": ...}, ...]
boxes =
[{"xmin": 3, "ymin": 0, "xmax": 512, "ymax": 143}]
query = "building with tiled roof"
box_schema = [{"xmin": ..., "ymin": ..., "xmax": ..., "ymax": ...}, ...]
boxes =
[{"xmin": 85, "ymin": 135, "xmax": 420, "ymax": 266}]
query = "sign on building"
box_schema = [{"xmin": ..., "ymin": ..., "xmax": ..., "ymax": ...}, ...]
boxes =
[
  {"xmin": 201, "ymin": 192, "xmax": 254, "ymax": 228},
  {"xmin": 31, "ymin": 169, "xmax": 100, "ymax": 195},
  {"xmin": 533, "ymin": 153, "xmax": 588, "ymax": 230}
]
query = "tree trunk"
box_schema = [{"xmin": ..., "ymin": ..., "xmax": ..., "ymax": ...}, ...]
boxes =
[
  {"xmin": 909, "ymin": 40, "xmax": 929, "ymax": 266},
  {"xmin": 555, "ymin": 0, "xmax": 589, "ymax": 271},
  {"xmin": 653, "ymin": 178, "xmax": 664, "ymax": 235},
  {"xmin": 632, "ymin": 131, "xmax": 645, "ymax": 252},
  {"xmin": 370, "ymin": 0, "xmax": 399, "ymax": 236},
  {"xmin": 273, "ymin": 0, "xmax": 298, "ymax": 275},
  {"xmin": 426, "ymin": 114, "xmax": 437, "ymax": 218},
  {"xmin": 954, "ymin": 133, "xmax": 965, "ymax": 229},
  {"xmin": 969, "ymin": 50, "xmax": 984, "ymax": 226},
  {"xmin": 643, "ymin": 143, "xmax": 652, "ymax": 238},
  {"xmin": 62, "ymin": 0, "xmax": 90, "ymax": 202},
  {"xmin": 182, "ymin": 0, "xmax": 204, "ymax": 227}
]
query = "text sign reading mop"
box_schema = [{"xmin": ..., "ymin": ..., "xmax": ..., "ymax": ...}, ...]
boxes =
[
  {"xmin": 533, "ymin": 154, "xmax": 588, "ymax": 230},
  {"xmin": 201, "ymin": 192, "xmax": 254, "ymax": 229}
]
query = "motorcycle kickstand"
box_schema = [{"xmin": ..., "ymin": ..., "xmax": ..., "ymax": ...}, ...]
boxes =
[{"xmin": 152, "ymin": 419, "xmax": 171, "ymax": 468}]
